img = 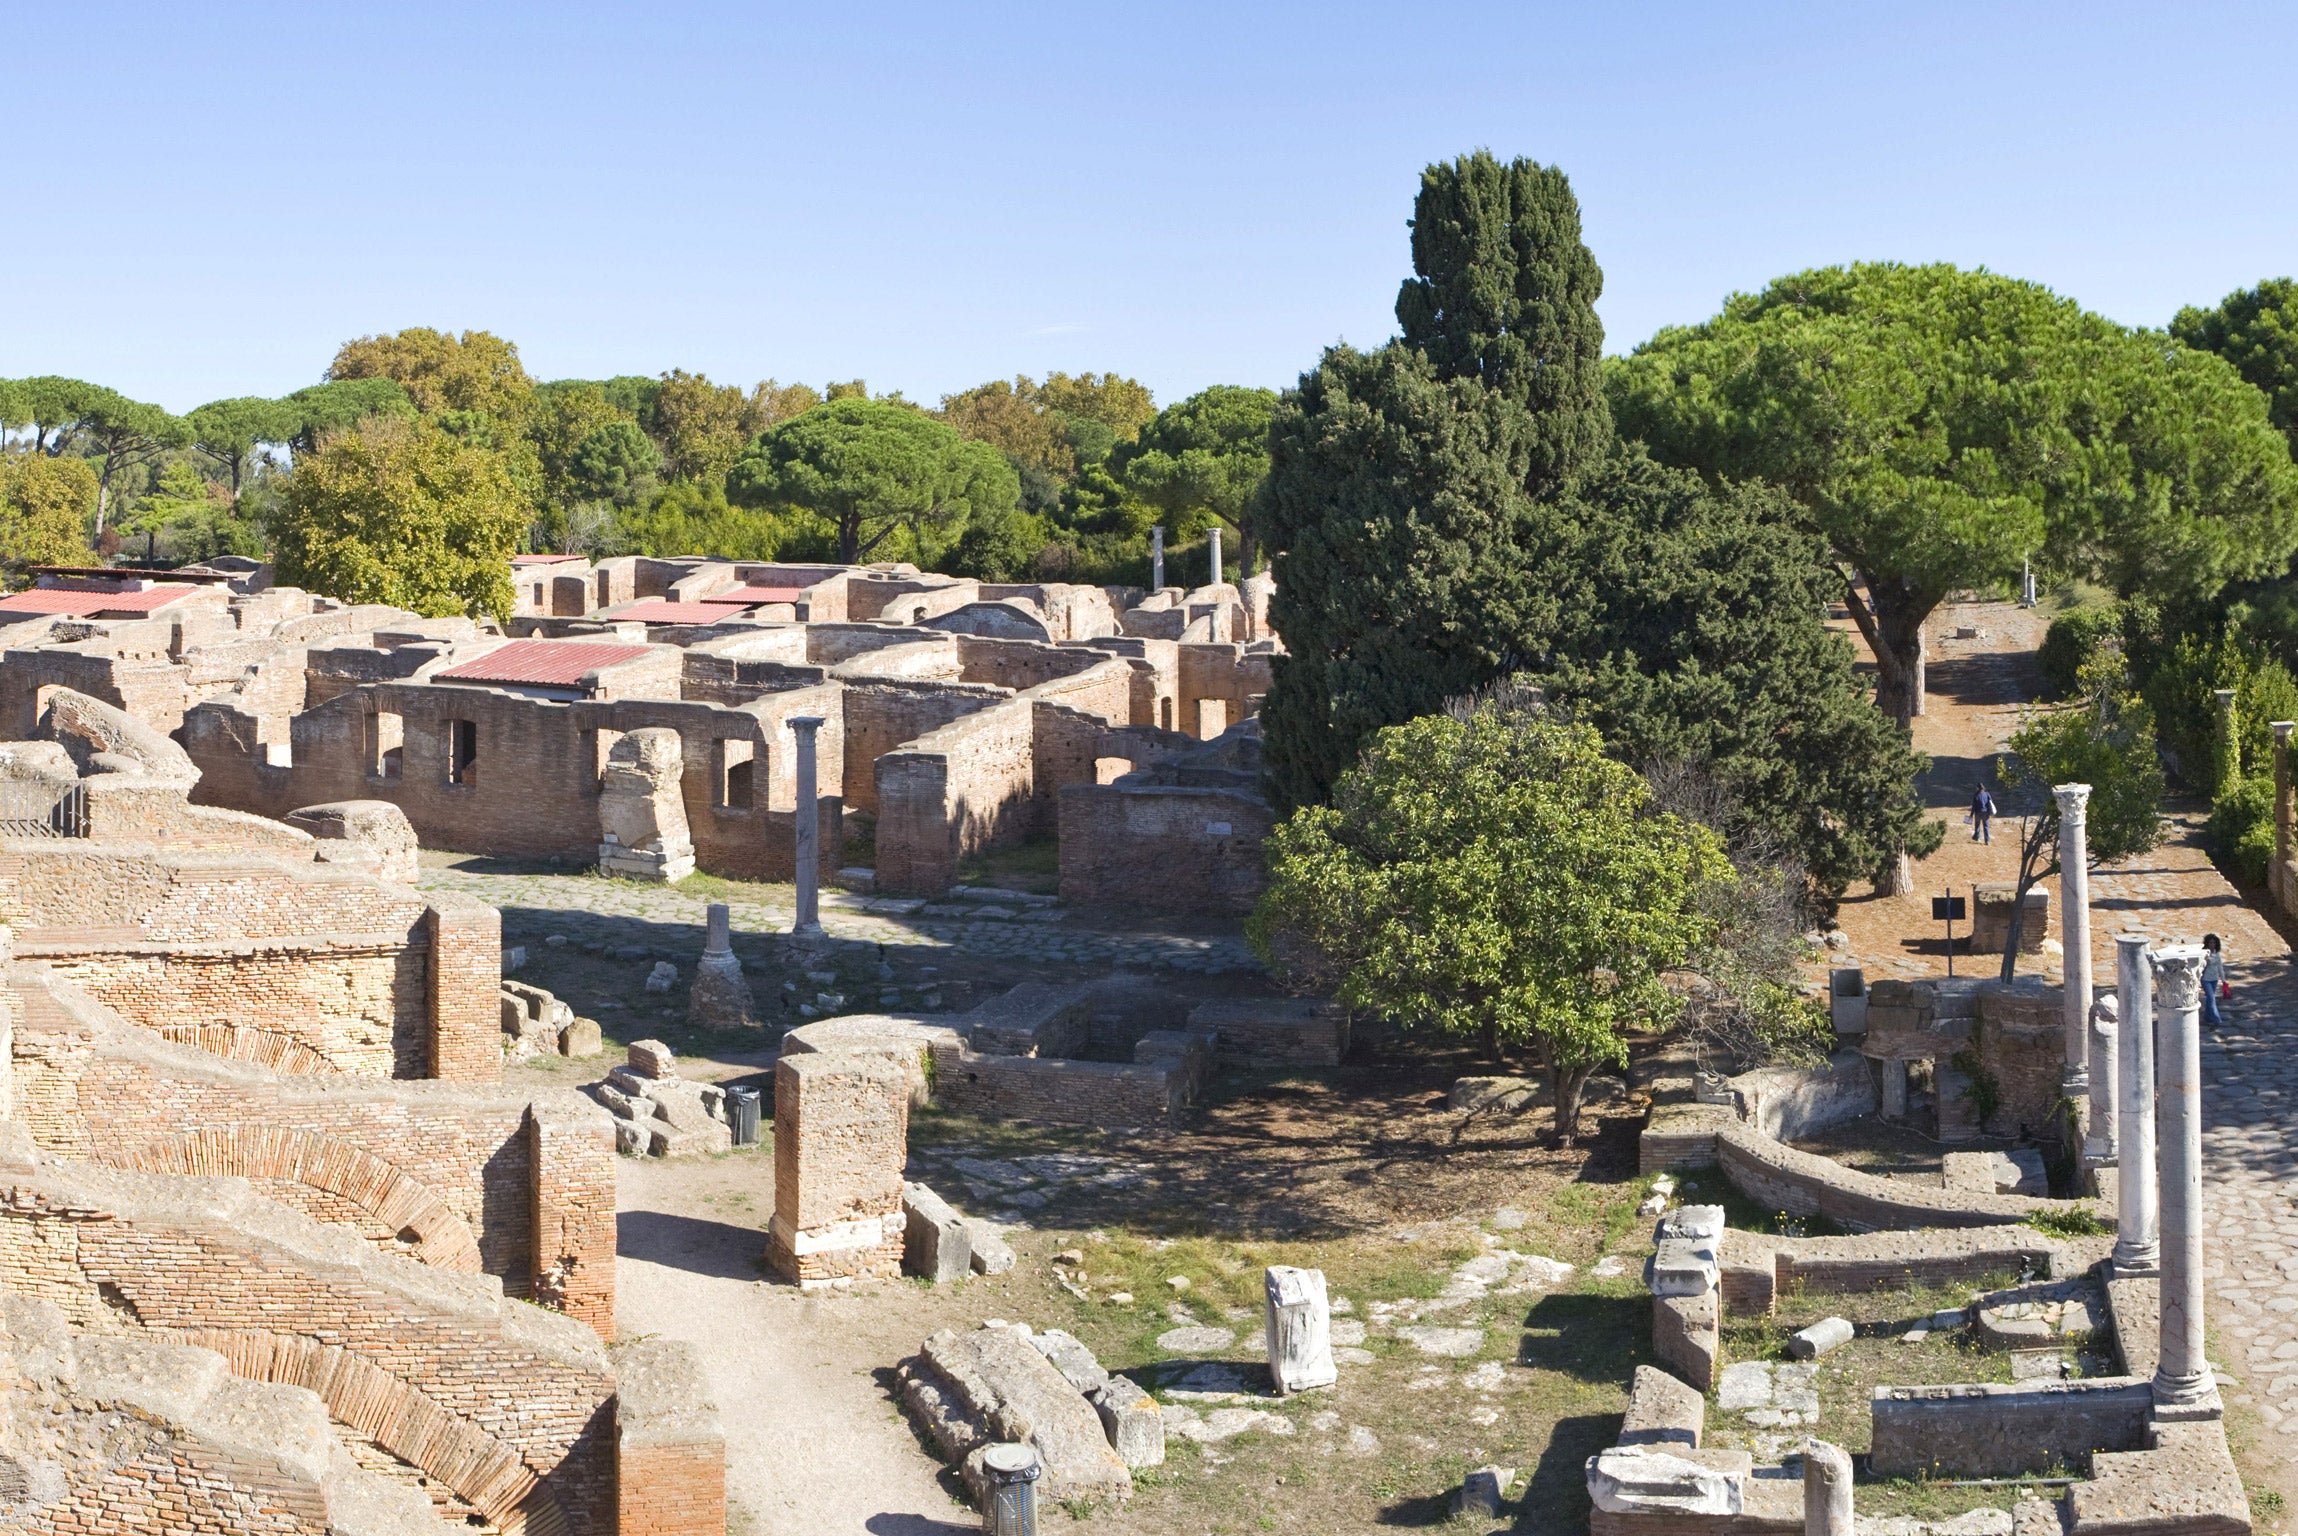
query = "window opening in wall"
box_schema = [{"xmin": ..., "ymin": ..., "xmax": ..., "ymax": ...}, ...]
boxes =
[
  {"xmin": 369, "ymin": 707, "xmax": 404, "ymax": 781},
  {"xmin": 1159, "ymin": 697, "xmax": 1175, "ymax": 732},
  {"xmin": 446, "ymin": 719, "xmax": 478, "ymax": 785},
  {"xmin": 718, "ymin": 738, "xmax": 755, "ymax": 810},
  {"xmin": 592, "ymin": 728, "xmax": 624, "ymax": 794}
]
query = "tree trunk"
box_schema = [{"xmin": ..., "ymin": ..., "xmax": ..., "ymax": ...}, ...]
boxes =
[
  {"xmin": 837, "ymin": 514, "xmax": 860, "ymax": 565},
  {"xmin": 1878, "ymin": 851, "xmax": 1914, "ymax": 897},
  {"xmin": 1549, "ymin": 1064, "xmax": 1590, "ymax": 1147},
  {"xmin": 1480, "ymin": 1017, "xmax": 1501, "ymax": 1065},
  {"xmin": 1238, "ymin": 522, "xmax": 1259, "ymax": 582},
  {"xmin": 1840, "ymin": 572, "xmax": 1938, "ymax": 730}
]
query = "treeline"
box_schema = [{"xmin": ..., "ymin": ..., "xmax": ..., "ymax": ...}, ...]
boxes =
[{"xmin": 0, "ymin": 336, "xmax": 1279, "ymax": 601}]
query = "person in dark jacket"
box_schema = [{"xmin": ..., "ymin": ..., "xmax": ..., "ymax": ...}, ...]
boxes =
[{"xmin": 1970, "ymin": 786, "xmax": 1996, "ymax": 845}]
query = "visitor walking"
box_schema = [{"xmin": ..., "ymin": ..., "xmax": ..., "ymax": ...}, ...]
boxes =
[
  {"xmin": 2202, "ymin": 932, "xmax": 2228, "ymax": 1027},
  {"xmin": 1970, "ymin": 785, "xmax": 1996, "ymax": 845}
]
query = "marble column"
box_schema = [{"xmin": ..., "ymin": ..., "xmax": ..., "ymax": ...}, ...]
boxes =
[
  {"xmin": 790, "ymin": 716, "xmax": 825, "ymax": 938},
  {"xmin": 1150, "ymin": 525, "xmax": 1165, "ymax": 592},
  {"xmin": 1209, "ymin": 525, "xmax": 1224, "ymax": 587},
  {"xmin": 2055, "ymin": 784, "xmax": 2093, "ymax": 1095},
  {"xmin": 2151, "ymin": 944, "xmax": 2220, "ymax": 1418},
  {"xmin": 2274, "ymin": 720, "xmax": 2294, "ymax": 875},
  {"xmin": 2112, "ymin": 933, "xmax": 2160, "ymax": 1276},
  {"xmin": 2085, "ymin": 992, "xmax": 2117, "ymax": 1167}
]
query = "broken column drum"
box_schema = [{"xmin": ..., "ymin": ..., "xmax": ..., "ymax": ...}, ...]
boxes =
[
  {"xmin": 2150, "ymin": 944, "xmax": 2219, "ymax": 1418},
  {"xmin": 790, "ymin": 715, "xmax": 825, "ymax": 937},
  {"xmin": 597, "ymin": 727, "xmax": 696, "ymax": 882},
  {"xmin": 2087, "ymin": 992, "xmax": 2118, "ymax": 1166},
  {"xmin": 2055, "ymin": 783, "xmax": 2093, "ymax": 1096},
  {"xmin": 1264, "ymin": 1265, "xmax": 1336, "ymax": 1395},
  {"xmin": 2112, "ymin": 933, "xmax": 2159, "ymax": 1276},
  {"xmin": 1803, "ymin": 1438, "xmax": 1853, "ymax": 1536}
]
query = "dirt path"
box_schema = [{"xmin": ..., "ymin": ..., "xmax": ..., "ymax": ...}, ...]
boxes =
[{"xmin": 613, "ymin": 1153, "xmax": 974, "ymax": 1536}]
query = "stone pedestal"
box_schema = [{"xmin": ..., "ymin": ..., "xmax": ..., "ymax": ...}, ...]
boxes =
[
  {"xmin": 766, "ymin": 1050, "xmax": 908, "ymax": 1288},
  {"xmin": 2086, "ymin": 993, "xmax": 2118, "ymax": 1167},
  {"xmin": 2055, "ymin": 784, "xmax": 2093, "ymax": 1095},
  {"xmin": 1263, "ymin": 1265, "xmax": 1336, "ymax": 1395},
  {"xmin": 2113, "ymin": 934, "xmax": 2159, "ymax": 1275},
  {"xmin": 598, "ymin": 728, "xmax": 695, "ymax": 882},
  {"xmin": 790, "ymin": 716, "xmax": 825, "ymax": 937},
  {"xmin": 688, "ymin": 902, "xmax": 757, "ymax": 1029},
  {"xmin": 2150, "ymin": 945, "xmax": 2220, "ymax": 1420}
]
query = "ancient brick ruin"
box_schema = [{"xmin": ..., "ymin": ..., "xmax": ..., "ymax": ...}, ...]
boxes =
[
  {"xmin": 0, "ymin": 678, "xmax": 723, "ymax": 1532},
  {"xmin": 0, "ymin": 560, "xmax": 1282, "ymax": 912}
]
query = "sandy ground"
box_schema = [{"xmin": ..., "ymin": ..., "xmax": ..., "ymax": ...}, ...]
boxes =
[{"xmin": 613, "ymin": 1153, "xmax": 976, "ymax": 1536}]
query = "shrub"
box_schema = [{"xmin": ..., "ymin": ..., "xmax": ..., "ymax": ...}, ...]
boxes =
[
  {"xmin": 2038, "ymin": 604, "xmax": 2123, "ymax": 697},
  {"xmin": 2209, "ymin": 771, "xmax": 2278, "ymax": 888}
]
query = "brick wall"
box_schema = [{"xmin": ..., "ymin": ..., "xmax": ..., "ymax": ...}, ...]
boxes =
[
  {"xmin": 427, "ymin": 892, "xmax": 503, "ymax": 1083},
  {"xmin": 613, "ymin": 1338, "xmax": 727, "ymax": 1536},
  {"xmin": 768, "ymin": 1051, "xmax": 909, "ymax": 1286},
  {"xmin": 1057, "ymin": 781, "xmax": 1272, "ymax": 913},
  {"xmin": 14, "ymin": 967, "xmax": 616, "ymax": 1334},
  {"xmin": 839, "ymin": 680, "xmax": 1003, "ymax": 812},
  {"xmin": 875, "ymin": 699, "xmax": 1036, "ymax": 897}
]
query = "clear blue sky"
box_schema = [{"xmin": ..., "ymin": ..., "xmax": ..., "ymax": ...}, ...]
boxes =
[{"xmin": 5, "ymin": 2, "xmax": 2294, "ymax": 414}]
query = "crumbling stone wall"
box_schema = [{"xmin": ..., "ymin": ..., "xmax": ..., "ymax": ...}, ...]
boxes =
[
  {"xmin": 925, "ymin": 1041, "xmax": 1184, "ymax": 1130},
  {"xmin": 1058, "ymin": 781, "xmax": 1272, "ymax": 913},
  {"xmin": 767, "ymin": 1050, "xmax": 909, "ymax": 1287},
  {"xmin": 876, "ymin": 699, "xmax": 1037, "ymax": 897}
]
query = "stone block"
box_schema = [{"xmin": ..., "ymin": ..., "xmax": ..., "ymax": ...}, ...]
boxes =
[
  {"xmin": 651, "ymin": 1093, "xmax": 732, "ymax": 1156},
  {"xmin": 1869, "ymin": 1379, "xmax": 2153, "ymax": 1479},
  {"xmin": 1650, "ymin": 1237, "xmax": 1719, "ymax": 1297},
  {"xmin": 613, "ymin": 1115, "xmax": 651, "ymax": 1155},
  {"xmin": 645, "ymin": 960, "xmax": 679, "ymax": 993},
  {"xmin": 968, "ymin": 1220, "xmax": 1016, "ymax": 1276},
  {"xmin": 1264, "ymin": 1264, "xmax": 1336, "ymax": 1395},
  {"xmin": 1089, "ymin": 1375, "xmax": 1165, "ymax": 1468},
  {"xmin": 1790, "ymin": 1317, "xmax": 1855, "ymax": 1359},
  {"xmin": 1619, "ymin": 1364, "xmax": 1704, "ymax": 1449},
  {"xmin": 769, "ymin": 1049, "xmax": 909, "ymax": 1287},
  {"xmin": 1944, "ymin": 1150, "xmax": 2048, "ymax": 1196},
  {"xmin": 902, "ymin": 1182, "xmax": 973, "ymax": 1283},
  {"xmin": 1454, "ymin": 1465, "xmax": 1514, "ymax": 1520},
  {"xmin": 1656, "ymin": 1205, "xmax": 1725, "ymax": 1244},
  {"xmin": 1586, "ymin": 1446, "xmax": 1744, "ymax": 1517},
  {"xmin": 1653, "ymin": 1292, "xmax": 1719, "ymax": 1391},
  {"xmin": 896, "ymin": 1325, "xmax": 1131, "ymax": 1505},
  {"xmin": 560, "ymin": 1017, "xmax": 603, "ymax": 1057},
  {"xmin": 1971, "ymin": 882, "xmax": 2049, "ymax": 955},
  {"xmin": 628, "ymin": 1039, "xmax": 677, "ymax": 1079},
  {"xmin": 1029, "ymin": 1328, "xmax": 1110, "ymax": 1396}
]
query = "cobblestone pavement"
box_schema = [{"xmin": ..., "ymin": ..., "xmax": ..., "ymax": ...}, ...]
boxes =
[{"xmin": 418, "ymin": 858, "xmax": 1263, "ymax": 974}]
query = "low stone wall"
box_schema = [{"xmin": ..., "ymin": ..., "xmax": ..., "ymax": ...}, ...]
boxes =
[
  {"xmin": 1727, "ymin": 1049, "xmax": 1876, "ymax": 1141},
  {"xmin": 1716, "ymin": 1226, "xmax": 2065, "ymax": 1316},
  {"xmin": 926, "ymin": 1039, "xmax": 1184, "ymax": 1131},
  {"xmin": 1186, "ymin": 998, "xmax": 1348, "ymax": 1067},
  {"xmin": 1057, "ymin": 780, "xmax": 1272, "ymax": 914},
  {"xmin": 1713, "ymin": 1121, "xmax": 2100, "ymax": 1232},
  {"xmin": 1869, "ymin": 1377, "xmax": 2153, "ymax": 1478}
]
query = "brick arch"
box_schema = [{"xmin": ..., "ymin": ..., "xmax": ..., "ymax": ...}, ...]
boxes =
[
  {"xmin": 172, "ymin": 1327, "xmax": 572, "ymax": 1536},
  {"xmin": 155, "ymin": 1022, "xmax": 345, "ymax": 1075},
  {"xmin": 97, "ymin": 1126, "xmax": 481, "ymax": 1273}
]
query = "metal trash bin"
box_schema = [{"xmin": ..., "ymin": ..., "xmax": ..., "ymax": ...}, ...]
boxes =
[
  {"xmin": 725, "ymin": 1085, "xmax": 762, "ymax": 1146},
  {"xmin": 981, "ymin": 1442, "xmax": 1039, "ymax": 1535}
]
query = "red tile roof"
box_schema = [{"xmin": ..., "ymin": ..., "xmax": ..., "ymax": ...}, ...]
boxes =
[
  {"xmin": 604, "ymin": 599, "xmax": 753, "ymax": 624},
  {"xmin": 0, "ymin": 586, "xmax": 205, "ymax": 618},
  {"xmin": 433, "ymin": 640, "xmax": 656, "ymax": 687},
  {"xmin": 714, "ymin": 584, "xmax": 809, "ymax": 604}
]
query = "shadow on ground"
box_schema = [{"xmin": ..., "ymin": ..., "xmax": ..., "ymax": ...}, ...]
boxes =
[{"xmin": 615, "ymin": 1209, "xmax": 766, "ymax": 1281}]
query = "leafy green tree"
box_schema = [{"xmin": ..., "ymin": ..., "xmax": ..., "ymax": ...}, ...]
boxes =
[
  {"xmin": 2173, "ymin": 278, "xmax": 2298, "ymax": 449},
  {"xmin": 528, "ymin": 383, "xmax": 628, "ymax": 508},
  {"xmin": 281, "ymin": 379, "xmax": 416, "ymax": 454},
  {"xmin": 0, "ymin": 454, "xmax": 96, "ymax": 576},
  {"xmin": 1992, "ymin": 651, "xmax": 2167, "ymax": 979},
  {"xmin": 185, "ymin": 396, "xmax": 297, "ymax": 495},
  {"xmin": 941, "ymin": 377, "xmax": 1074, "ymax": 480},
  {"xmin": 1119, "ymin": 385, "xmax": 1277, "ymax": 573},
  {"xmin": 1250, "ymin": 700, "xmax": 1731, "ymax": 1141},
  {"xmin": 650, "ymin": 369, "xmax": 764, "ymax": 484},
  {"xmin": 570, "ymin": 420, "xmax": 662, "ymax": 508},
  {"xmin": 271, "ymin": 417, "xmax": 525, "ymax": 619},
  {"xmin": 610, "ymin": 480, "xmax": 787, "ymax": 561},
  {"xmin": 1610, "ymin": 263, "xmax": 2298, "ymax": 727},
  {"xmin": 1040, "ymin": 372, "xmax": 1157, "ymax": 450},
  {"xmin": 1537, "ymin": 448, "xmax": 1941, "ymax": 897},
  {"xmin": 726, "ymin": 398, "xmax": 1021, "ymax": 564},
  {"xmin": 5, "ymin": 379, "xmax": 186, "ymax": 533},
  {"xmin": 116, "ymin": 461, "xmax": 264, "ymax": 564},
  {"xmin": 328, "ymin": 328, "xmax": 534, "ymax": 421},
  {"xmin": 1260, "ymin": 151, "xmax": 1608, "ymax": 809}
]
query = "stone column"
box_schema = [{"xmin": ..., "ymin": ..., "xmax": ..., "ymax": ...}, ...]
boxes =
[
  {"xmin": 2151, "ymin": 944, "xmax": 2220, "ymax": 1418},
  {"xmin": 789, "ymin": 716, "xmax": 825, "ymax": 938},
  {"xmin": 1209, "ymin": 525, "xmax": 1224, "ymax": 587},
  {"xmin": 689, "ymin": 901, "xmax": 756, "ymax": 1029},
  {"xmin": 2274, "ymin": 721, "xmax": 2294, "ymax": 876},
  {"xmin": 2085, "ymin": 993, "xmax": 2117, "ymax": 1167},
  {"xmin": 1150, "ymin": 524, "xmax": 1164, "ymax": 592},
  {"xmin": 2214, "ymin": 689, "xmax": 2238, "ymax": 795},
  {"xmin": 2112, "ymin": 933, "xmax": 2159, "ymax": 1275},
  {"xmin": 1803, "ymin": 1439, "xmax": 1854, "ymax": 1536},
  {"xmin": 2055, "ymin": 784, "xmax": 2093, "ymax": 1095}
]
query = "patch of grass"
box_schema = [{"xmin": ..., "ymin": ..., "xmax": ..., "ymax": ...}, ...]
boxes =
[
  {"xmin": 2025, "ymin": 1205, "xmax": 2107, "ymax": 1240},
  {"xmin": 957, "ymin": 835, "xmax": 1060, "ymax": 894}
]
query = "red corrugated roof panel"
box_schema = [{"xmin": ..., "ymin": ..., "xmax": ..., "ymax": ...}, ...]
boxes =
[
  {"xmin": 0, "ymin": 586, "xmax": 205, "ymax": 618},
  {"xmin": 713, "ymin": 584, "xmax": 809, "ymax": 604},
  {"xmin": 605, "ymin": 599, "xmax": 753, "ymax": 624},
  {"xmin": 433, "ymin": 639, "xmax": 657, "ymax": 687}
]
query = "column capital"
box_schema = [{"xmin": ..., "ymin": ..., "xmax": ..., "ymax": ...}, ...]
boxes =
[
  {"xmin": 2214, "ymin": 688, "xmax": 2237, "ymax": 707},
  {"xmin": 788, "ymin": 715, "xmax": 825, "ymax": 734},
  {"xmin": 2053, "ymin": 782, "xmax": 2092, "ymax": 818},
  {"xmin": 2275, "ymin": 720, "xmax": 2296, "ymax": 743},
  {"xmin": 2153, "ymin": 945, "xmax": 2205, "ymax": 1011}
]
